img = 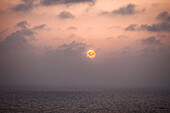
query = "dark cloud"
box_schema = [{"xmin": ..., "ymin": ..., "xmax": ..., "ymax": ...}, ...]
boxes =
[
  {"xmin": 67, "ymin": 26, "xmax": 78, "ymax": 30},
  {"xmin": 138, "ymin": 22, "xmax": 170, "ymax": 32},
  {"xmin": 58, "ymin": 11, "xmax": 75, "ymax": 19},
  {"xmin": 0, "ymin": 21, "xmax": 38, "ymax": 52},
  {"xmin": 0, "ymin": 21, "xmax": 47, "ymax": 53},
  {"xmin": 141, "ymin": 36, "xmax": 161, "ymax": 45},
  {"xmin": 0, "ymin": 21, "xmax": 48, "ymax": 84},
  {"xmin": 11, "ymin": 0, "xmax": 95, "ymax": 12},
  {"xmin": 40, "ymin": 0, "xmax": 95, "ymax": 6},
  {"xmin": 156, "ymin": 11, "xmax": 170, "ymax": 22},
  {"xmin": 113, "ymin": 3, "xmax": 138, "ymax": 15},
  {"xmin": 0, "ymin": 32, "xmax": 27, "ymax": 51},
  {"xmin": 58, "ymin": 41, "xmax": 86, "ymax": 56},
  {"xmin": 59, "ymin": 41, "xmax": 86, "ymax": 48},
  {"xmin": 100, "ymin": 3, "xmax": 144, "ymax": 16},
  {"xmin": 32, "ymin": 24, "xmax": 46, "ymax": 30},
  {"xmin": 11, "ymin": 0, "xmax": 36, "ymax": 12},
  {"xmin": 0, "ymin": 22, "xmax": 35, "ymax": 83},
  {"xmin": 125, "ymin": 24, "xmax": 137, "ymax": 31},
  {"xmin": 125, "ymin": 11, "xmax": 170, "ymax": 32},
  {"xmin": 16, "ymin": 21, "xmax": 29, "ymax": 29}
]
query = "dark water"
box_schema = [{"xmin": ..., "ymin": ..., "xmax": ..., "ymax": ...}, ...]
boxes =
[{"xmin": 0, "ymin": 88, "xmax": 170, "ymax": 113}]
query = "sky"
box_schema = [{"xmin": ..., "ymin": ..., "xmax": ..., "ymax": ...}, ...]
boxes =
[{"xmin": 0, "ymin": 0, "xmax": 170, "ymax": 88}]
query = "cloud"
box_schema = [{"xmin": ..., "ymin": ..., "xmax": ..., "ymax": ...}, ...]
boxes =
[
  {"xmin": 106, "ymin": 35, "xmax": 128, "ymax": 40},
  {"xmin": 0, "ymin": 21, "xmax": 47, "ymax": 53},
  {"xmin": 0, "ymin": 21, "xmax": 49, "ymax": 84},
  {"xmin": 125, "ymin": 11, "xmax": 170, "ymax": 32},
  {"xmin": 58, "ymin": 11, "xmax": 75, "ymax": 19},
  {"xmin": 113, "ymin": 4, "xmax": 139, "ymax": 15},
  {"xmin": 32, "ymin": 24, "xmax": 46, "ymax": 30},
  {"xmin": 141, "ymin": 36, "xmax": 161, "ymax": 45},
  {"xmin": 125, "ymin": 24, "xmax": 137, "ymax": 31},
  {"xmin": 40, "ymin": 0, "xmax": 95, "ymax": 6},
  {"xmin": 156, "ymin": 11, "xmax": 170, "ymax": 22},
  {"xmin": 59, "ymin": 41, "xmax": 86, "ymax": 48},
  {"xmin": 11, "ymin": 0, "xmax": 95, "ymax": 12},
  {"xmin": 58, "ymin": 41, "xmax": 86, "ymax": 56},
  {"xmin": 101, "ymin": 3, "xmax": 144, "ymax": 16},
  {"xmin": 16, "ymin": 21, "xmax": 29, "ymax": 29},
  {"xmin": 11, "ymin": 0, "xmax": 36, "ymax": 12},
  {"xmin": 138, "ymin": 22, "xmax": 170, "ymax": 32},
  {"xmin": 0, "ymin": 21, "xmax": 37, "ymax": 52},
  {"xmin": 67, "ymin": 26, "xmax": 78, "ymax": 30},
  {"xmin": 0, "ymin": 32, "xmax": 28, "ymax": 51},
  {"xmin": 125, "ymin": 23, "xmax": 170, "ymax": 32}
]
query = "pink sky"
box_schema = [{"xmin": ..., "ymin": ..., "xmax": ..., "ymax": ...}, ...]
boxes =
[{"xmin": 0, "ymin": 0, "xmax": 170, "ymax": 87}]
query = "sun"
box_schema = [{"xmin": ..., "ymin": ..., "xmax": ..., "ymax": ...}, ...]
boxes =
[{"xmin": 87, "ymin": 50, "xmax": 96, "ymax": 59}]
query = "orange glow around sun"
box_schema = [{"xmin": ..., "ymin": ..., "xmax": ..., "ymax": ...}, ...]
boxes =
[{"xmin": 87, "ymin": 50, "xmax": 96, "ymax": 59}]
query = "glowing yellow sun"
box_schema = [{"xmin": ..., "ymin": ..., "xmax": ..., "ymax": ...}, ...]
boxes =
[{"xmin": 87, "ymin": 50, "xmax": 96, "ymax": 59}]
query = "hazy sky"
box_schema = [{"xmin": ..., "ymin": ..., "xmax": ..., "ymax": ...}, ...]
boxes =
[{"xmin": 0, "ymin": 0, "xmax": 170, "ymax": 88}]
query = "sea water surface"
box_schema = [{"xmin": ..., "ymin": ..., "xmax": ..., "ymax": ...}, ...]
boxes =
[{"xmin": 0, "ymin": 87, "xmax": 170, "ymax": 113}]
